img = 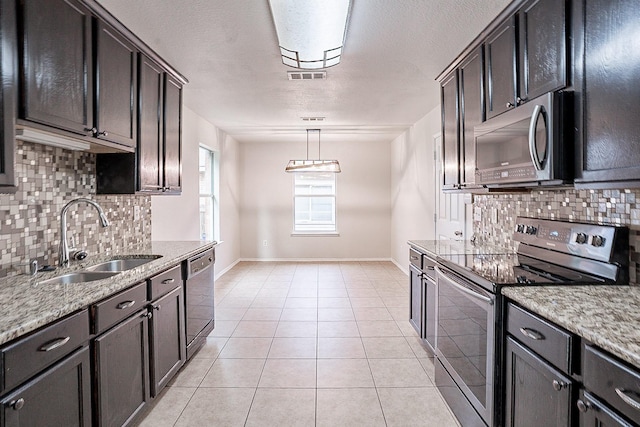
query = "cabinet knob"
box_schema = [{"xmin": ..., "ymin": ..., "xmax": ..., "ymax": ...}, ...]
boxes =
[
  {"xmin": 154, "ymin": 305, "xmax": 161, "ymax": 311},
  {"xmin": 85, "ymin": 127, "xmax": 97, "ymax": 136},
  {"xmin": 143, "ymin": 311, "xmax": 153, "ymax": 319},
  {"xmin": 506, "ymin": 102, "xmax": 515, "ymax": 108},
  {"xmin": 552, "ymin": 379, "xmax": 567, "ymax": 391},
  {"xmin": 516, "ymin": 96, "xmax": 527, "ymax": 105},
  {"xmin": 11, "ymin": 398, "xmax": 25, "ymax": 410},
  {"xmin": 97, "ymin": 130, "xmax": 108, "ymax": 137},
  {"xmin": 576, "ymin": 399, "xmax": 591, "ymax": 413}
]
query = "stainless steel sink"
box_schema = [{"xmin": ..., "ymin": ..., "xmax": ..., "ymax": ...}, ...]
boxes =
[
  {"xmin": 38, "ymin": 271, "xmax": 119, "ymax": 286},
  {"xmin": 85, "ymin": 256, "xmax": 161, "ymax": 272}
]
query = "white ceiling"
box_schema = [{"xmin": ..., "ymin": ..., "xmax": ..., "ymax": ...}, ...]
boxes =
[{"xmin": 98, "ymin": 0, "xmax": 511, "ymax": 144}]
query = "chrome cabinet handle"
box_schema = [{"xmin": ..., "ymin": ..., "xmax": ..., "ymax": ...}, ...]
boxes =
[
  {"xmin": 552, "ymin": 380, "xmax": 567, "ymax": 391},
  {"xmin": 576, "ymin": 399, "xmax": 591, "ymax": 413},
  {"xmin": 161, "ymin": 278, "xmax": 175, "ymax": 284},
  {"xmin": 519, "ymin": 327, "xmax": 545, "ymax": 341},
  {"xmin": 528, "ymin": 104, "xmax": 544, "ymax": 171},
  {"xmin": 10, "ymin": 398, "xmax": 25, "ymax": 411},
  {"xmin": 615, "ymin": 388, "xmax": 640, "ymax": 410},
  {"xmin": 116, "ymin": 300, "xmax": 135, "ymax": 310},
  {"xmin": 434, "ymin": 266, "xmax": 493, "ymax": 305},
  {"xmin": 38, "ymin": 336, "xmax": 70, "ymax": 352}
]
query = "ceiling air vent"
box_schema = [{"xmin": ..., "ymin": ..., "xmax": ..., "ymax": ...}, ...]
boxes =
[
  {"xmin": 301, "ymin": 117, "xmax": 325, "ymax": 122},
  {"xmin": 288, "ymin": 71, "xmax": 327, "ymax": 80}
]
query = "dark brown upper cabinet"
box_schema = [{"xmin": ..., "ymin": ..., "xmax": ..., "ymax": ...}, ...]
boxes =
[
  {"xmin": 96, "ymin": 54, "xmax": 182, "ymax": 195},
  {"xmin": 19, "ymin": 0, "xmax": 94, "ymax": 136},
  {"xmin": 485, "ymin": 0, "xmax": 567, "ymax": 120},
  {"xmin": 440, "ymin": 47, "xmax": 484, "ymax": 190},
  {"xmin": 440, "ymin": 70, "xmax": 459, "ymax": 190},
  {"xmin": 0, "ymin": 0, "xmax": 17, "ymax": 192},
  {"xmin": 518, "ymin": 0, "xmax": 567, "ymax": 102},
  {"xmin": 485, "ymin": 17, "xmax": 517, "ymax": 120},
  {"xmin": 95, "ymin": 20, "xmax": 137, "ymax": 149},
  {"xmin": 574, "ymin": 0, "xmax": 640, "ymax": 187}
]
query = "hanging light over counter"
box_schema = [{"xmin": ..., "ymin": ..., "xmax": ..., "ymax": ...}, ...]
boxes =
[
  {"xmin": 268, "ymin": 0, "xmax": 352, "ymax": 70},
  {"xmin": 285, "ymin": 129, "xmax": 341, "ymax": 173}
]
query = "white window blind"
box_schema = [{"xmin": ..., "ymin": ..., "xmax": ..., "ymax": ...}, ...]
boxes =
[{"xmin": 293, "ymin": 172, "xmax": 336, "ymax": 233}]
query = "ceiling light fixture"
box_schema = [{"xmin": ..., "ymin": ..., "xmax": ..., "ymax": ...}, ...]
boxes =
[
  {"xmin": 285, "ymin": 129, "xmax": 341, "ymax": 173},
  {"xmin": 268, "ymin": 0, "xmax": 352, "ymax": 70}
]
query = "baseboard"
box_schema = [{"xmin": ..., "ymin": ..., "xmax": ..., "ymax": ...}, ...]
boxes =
[
  {"xmin": 391, "ymin": 258, "xmax": 409, "ymax": 276},
  {"xmin": 237, "ymin": 257, "xmax": 394, "ymax": 262},
  {"xmin": 215, "ymin": 259, "xmax": 240, "ymax": 280}
]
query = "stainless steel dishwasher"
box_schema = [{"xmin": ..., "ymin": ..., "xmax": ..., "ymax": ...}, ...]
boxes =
[{"xmin": 183, "ymin": 248, "xmax": 215, "ymax": 359}]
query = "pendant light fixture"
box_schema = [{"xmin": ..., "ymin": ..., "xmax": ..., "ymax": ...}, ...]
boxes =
[
  {"xmin": 268, "ymin": 0, "xmax": 352, "ymax": 70},
  {"xmin": 285, "ymin": 129, "xmax": 341, "ymax": 173}
]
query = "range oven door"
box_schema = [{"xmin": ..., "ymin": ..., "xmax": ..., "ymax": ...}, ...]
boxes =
[{"xmin": 435, "ymin": 265, "xmax": 496, "ymax": 426}]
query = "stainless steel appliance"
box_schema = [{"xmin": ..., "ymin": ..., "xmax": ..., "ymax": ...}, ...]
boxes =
[
  {"xmin": 474, "ymin": 92, "xmax": 572, "ymax": 187},
  {"xmin": 183, "ymin": 248, "xmax": 215, "ymax": 360},
  {"xmin": 435, "ymin": 217, "xmax": 629, "ymax": 426}
]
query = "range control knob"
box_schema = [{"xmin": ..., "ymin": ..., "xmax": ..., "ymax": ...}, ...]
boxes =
[
  {"xmin": 526, "ymin": 225, "xmax": 537, "ymax": 235},
  {"xmin": 592, "ymin": 235, "xmax": 606, "ymax": 247},
  {"xmin": 516, "ymin": 224, "xmax": 525, "ymax": 233},
  {"xmin": 575, "ymin": 232, "xmax": 588, "ymax": 244}
]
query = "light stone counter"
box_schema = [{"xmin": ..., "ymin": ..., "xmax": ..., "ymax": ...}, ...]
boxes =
[
  {"xmin": 502, "ymin": 285, "xmax": 640, "ymax": 369},
  {"xmin": 0, "ymin": 241, "xmax": 216, "ymax": 346}
]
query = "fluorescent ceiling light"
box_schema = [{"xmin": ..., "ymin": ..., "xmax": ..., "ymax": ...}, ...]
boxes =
[
  {"xmin": 285, "ymin": 129, "xmax": 341, "ymax": 173},
  {"xmin": 16, "ymin": 128, "xmax": 90, "ymax": 151},
  {"xmin": 268, "ymin": 0, "xmax": 351, "ymax": 70}
]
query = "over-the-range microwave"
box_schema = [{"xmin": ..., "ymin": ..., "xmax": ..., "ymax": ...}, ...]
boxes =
[{"xmin": 474, "ymin": 91, "xmax": 572, "ymax": 187}]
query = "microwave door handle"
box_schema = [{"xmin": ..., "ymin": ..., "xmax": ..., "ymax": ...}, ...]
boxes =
[{"xmin": 528, "ymin": 104, "xmax": 544, "ymax": 171}]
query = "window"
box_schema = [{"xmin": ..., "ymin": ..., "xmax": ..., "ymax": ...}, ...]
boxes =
[
  {"xmin": 293, "ymin": 172, "xmax": 337, "ymax": 233},
  {"xmin": 199, "ymin": 146, "xmax": 218, "ymax": 240}
]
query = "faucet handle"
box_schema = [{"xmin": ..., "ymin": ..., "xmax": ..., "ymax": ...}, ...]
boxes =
[{"xmin": 18, "ymin": 259, "xmax": 38, "ymax": 277}]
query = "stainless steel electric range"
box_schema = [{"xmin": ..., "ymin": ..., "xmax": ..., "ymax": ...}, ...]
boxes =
[{"xmin": 433, "ymin": 217, "xmax": 629, "ymax": 427}]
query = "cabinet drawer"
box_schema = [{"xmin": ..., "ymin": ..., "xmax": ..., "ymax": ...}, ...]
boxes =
[
  {"xmin": 148, "ymin": 264, "xmax": 182, "ymax": 300},
  {"xmin": 422, "ymin": 254, "xmax": 436, "ymax": 279},
  {"xmin": 93, "ymin": 282, "xmax": 147, "ymax": 334},
  {"xmin": 583, "ymin": 344, "xmax": 640, "ymax": 425},
  {"xmin": 507, "ymin": 303, "xmax": 574, "ymax": 373},
  {"xmin": 409, "ymin": 248, "xmax": 423, "ymax": 269},
  {"xmin": 1, "ymin": 309, "xmax": 89, "ymax": 393}
]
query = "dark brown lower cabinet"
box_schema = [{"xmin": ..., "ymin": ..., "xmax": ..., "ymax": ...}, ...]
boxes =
[
  {"xmin": 578, "ymin": 390, "xmax": 634, "ymax": 427},
  {"xmin": 149, "ymin": 285, "xmax": 186, "ymax": 396},
  {"xmin": 1, "ymin": 346, "xmax": 91, "ymax": 427},
  {"xmin": 94, "ymin": 309, "xmax": 150, "ymax": 427},
  {"xmin": 504, "ymin": 336, "xmax": 573, "ymax": 427},
  {"xmin": 409, "ymin": 264, "xmax": 422, "ymax": 337}
]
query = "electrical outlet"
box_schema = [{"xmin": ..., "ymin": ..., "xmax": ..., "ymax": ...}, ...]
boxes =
[{"xmin": 263, "ymin": 240, "xmax": 268, "ymax": 246}]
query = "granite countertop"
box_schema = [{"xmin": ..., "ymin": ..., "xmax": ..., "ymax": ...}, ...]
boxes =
[
  {"xmin": 502, "ymin": 286, "xmax": 640, "ymax": 369},
  {"xmin": 0, "ymin": 240, "xmax": 217, "ymax": 346},
  {"xmin": 407, "ymin": 240, "xmax": 514, "ymax": 259}
]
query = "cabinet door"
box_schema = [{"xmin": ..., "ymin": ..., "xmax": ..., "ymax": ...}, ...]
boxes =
[
  {"xmin": 163, "ymin": 74, "xmax": 182, "ymax": 193},
  {"xmin": 578, "ymin": 390, "xmax": 635, "ymax": 427},
  {"xmin": 459, "ymin": 47, "xmax": 483, "ymax": 186},
  {"xmin": 424, "ymin": 275, "xmax": 436, "ymax": 352},
  {"xmin": 518, "ymin": 0, "xmax": 567, "ymax": 102},
  {"xmin": 576, "ymin": 0, "xmax": 640, "ymax": 184},
  {"xmin": 94, "ymin": 310, "xmax": 150, "ymax": 427},
  {"xmin": 485, "ymin": 17, "xmax": 517, "ymax": 119},
  {"xmin": 0, "ymin": 0, "xmax": 16, "ymax": 191},
  {"xmin": 504, "ymin": 337, "xmax": 573, "ymax": 427},
  {"xmin": 1, "ymin": 346, "xmax": 91, "ymax": 427},
  {"xmin": 19, "ymin": 0, "xmax": 93, "ymax": 135},
  {"xmin": 96, "ymin": 21, "xmax": 137, "ymax": 148},
  {"xmin": 149, "ymin": 286, "xmax": 186, "ymax": 396},
  {"xmin": 441, "ymin": 70, "xmax": 460, "ymax": 189},
  {"xmin": 138, "ymin": 54, "xmax": 163, "ymax": 193},
  {"xmin": 409, "ymin": 265, "xmax": 423, "ymax": 337}
]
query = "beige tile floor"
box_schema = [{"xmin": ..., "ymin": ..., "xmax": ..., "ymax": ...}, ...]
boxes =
[{"xmin": 137, "ymin": 261, "xmax": 460, "ymax": 427}]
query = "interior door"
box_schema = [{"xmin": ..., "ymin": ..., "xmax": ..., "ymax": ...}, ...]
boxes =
[{"xmin": 434, "ymin": 133, "xmax": 467, "ymax": 240}]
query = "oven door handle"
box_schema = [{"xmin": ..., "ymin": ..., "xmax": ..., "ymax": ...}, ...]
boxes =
[
  {"xmin": 435, "ymin": 266, "xmax": 493, "ymax": 305},
  {"xmin": 528, "ymin": 104, "xmax": 544, "ymax": 172}
]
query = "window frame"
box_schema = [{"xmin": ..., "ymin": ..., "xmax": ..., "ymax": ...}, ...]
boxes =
[
  {"xmin": 291, "ymin": 171, "xmax": 339, "ymax": 236},
  {"xmin": 198, "ymin": 145, "xmax": 219, "ymax": 241}
]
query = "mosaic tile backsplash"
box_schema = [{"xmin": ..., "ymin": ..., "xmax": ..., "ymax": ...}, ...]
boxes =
[
  {"xmin": 0, "ymin": 141, "xmax": 151, "ymax": 277},
  {"xmin": 473, "ymin": 188, "xmax": 640, "ymax": 283}
]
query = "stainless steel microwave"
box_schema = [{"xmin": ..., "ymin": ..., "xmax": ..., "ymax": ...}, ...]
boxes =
[{"xmin": 474, "ymin": 91, "xmax": 572, "ymax": 186}]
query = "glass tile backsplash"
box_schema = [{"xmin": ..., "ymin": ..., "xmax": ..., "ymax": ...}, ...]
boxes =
[{"xmin": 0, "ymin": 141, "xmax": 150, "ymax": 277}]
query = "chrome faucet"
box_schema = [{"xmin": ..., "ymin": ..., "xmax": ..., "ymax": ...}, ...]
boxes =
[{"xmin": 59, "ymin": 198, "xmax": 110, "ymax": 267}]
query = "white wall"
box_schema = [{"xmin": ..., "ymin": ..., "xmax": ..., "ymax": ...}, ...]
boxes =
[
  {"xmin": 151, "ymin": 106, "xmax": 241, "ymax": 275},
  {"xmin": 390, "ymin": 106, "xmax": 441, "ymax": 272},
  {"xmin": 239, "ymin": 138, "xmax": 391, "ymax": 259}
]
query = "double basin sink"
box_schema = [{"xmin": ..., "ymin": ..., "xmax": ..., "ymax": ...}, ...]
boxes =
[{"xmin": 39, "ymin": 256, "xmax": 161, "ymax": 285}]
